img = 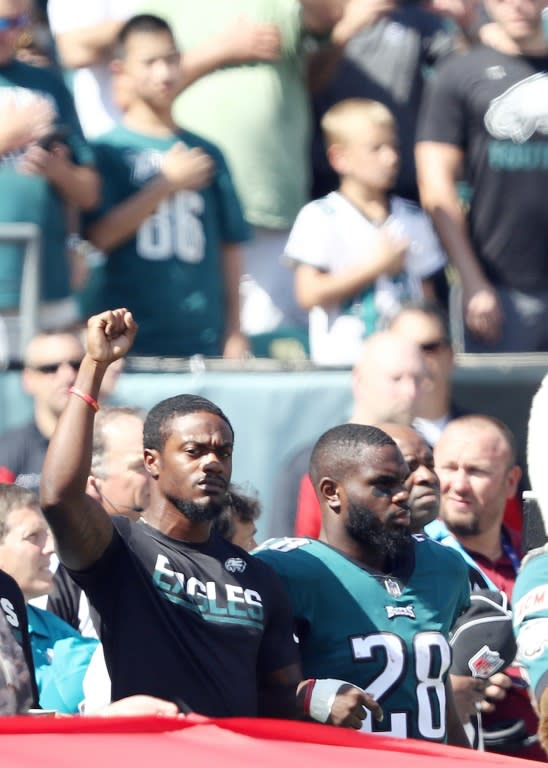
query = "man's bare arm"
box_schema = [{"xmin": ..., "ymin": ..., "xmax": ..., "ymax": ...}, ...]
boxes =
[
  {"xmin": 54, "ymin": 20, "xmax": 125, "ymax": 70},
  {"xmin": 445, "ymin": 677, "xmax": 471, "ymax": 748},
  {"xmin": 40, "ymin": 309, "xmax": 138, "ymax": 571},
  {"xmin": 415, "ymin": 140, "xmax": 503, "ymax": 343},
  {"xmin": 180, "ymin": 16, "xmax": 282, "ymax": 91},
  {"xmin": 18, "ymin": 145, "xmax": 100, "ymax": 210}
]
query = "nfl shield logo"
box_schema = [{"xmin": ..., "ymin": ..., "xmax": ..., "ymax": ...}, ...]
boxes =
[
  {"xmin": 384, "ymin": 578, "xmax": 402, "ymax": 597},
  {"xmin": 469, "ymin": 645, "xmax": 504, "ymax": 678}
]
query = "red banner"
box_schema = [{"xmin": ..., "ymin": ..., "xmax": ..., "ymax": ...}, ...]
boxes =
[{"xmin": 0, "ymin": 714, "xmax": 543, "ymax": 767}]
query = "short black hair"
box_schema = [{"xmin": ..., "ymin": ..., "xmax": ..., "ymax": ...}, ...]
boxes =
[
  {"xmin": 212, "ymin": 485, "xmax": 261, "ymax": 542},
  {"xmin": 309, "ymin": 423, "xmax": 396, "ymax": 486},
  {"xmin": 117, "ymin": 14, "xmax": 175, "ymax": 56},
  {"xmin": 143, "ymin": 394, "xmax": 234, "ymax": 452}
]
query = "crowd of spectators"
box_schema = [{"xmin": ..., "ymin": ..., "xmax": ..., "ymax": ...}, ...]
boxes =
[
  {"xmin": 0, "ymin": 0, "xmax": 548, "ymax": 763},
  {"xmin": 0, "ymin": 0, "xmax": 547, "ymax": 363}
]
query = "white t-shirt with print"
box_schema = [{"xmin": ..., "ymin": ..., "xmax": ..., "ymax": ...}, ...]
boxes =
[{"xmin": 284, "ymin": 191, "xmax": 446, "ymax": 366}]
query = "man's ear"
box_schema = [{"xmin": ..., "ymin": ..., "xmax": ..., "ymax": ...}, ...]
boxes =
[
  {"xmin": 319, "ymin": 477, "xmax": 341, "ymax": 513},
  {"xmin": 110, "ymin": 58, "xmax": 124, "ymax": 76},
  {"xmin": 506, "ymin": 464, "xmax": 522, "ymax": 500},
  {"xmin": 86, "ymin": 475, "xmax": 101, "ymax": 501},
  {"xmin": 144, "ymin": 449, "xmax": 160, "ymax": 479}
]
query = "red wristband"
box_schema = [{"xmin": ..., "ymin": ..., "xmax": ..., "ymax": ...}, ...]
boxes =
[
  {"xmin": 68, "ymin": 386, "xmax": 99, "ymax": 412},
  {"xmin": 302, "ymin": 679, "xmax": 316, "ymax": 716}
]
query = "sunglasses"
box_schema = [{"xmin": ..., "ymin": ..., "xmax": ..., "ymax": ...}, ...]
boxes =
[
  {"xmin": 28, "ymin": 359, "xmax": 82, "ymax": 374},
  {"xmin": 419, "ymin": 339, "xmax": 450, "ymax": 354},
  {"xmin": 0, "ymin": 15, "xmax": 28, "ymax": 30}
]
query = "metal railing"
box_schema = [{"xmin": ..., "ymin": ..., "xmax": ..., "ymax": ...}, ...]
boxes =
[{"xmin": 0, "ymin": 222, "xmax": 41, "ymax": 360}]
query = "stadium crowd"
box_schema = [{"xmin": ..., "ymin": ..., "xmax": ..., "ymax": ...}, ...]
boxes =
[{"xmin": 0, "ymin": 0, "xmax": 548, "ymax": 763}]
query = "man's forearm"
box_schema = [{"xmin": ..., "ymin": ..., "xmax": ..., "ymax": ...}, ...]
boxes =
[
  {"xmin": 426, "ymin": 196, "xmax": 486, "ymax": 289},
  {"xmin": 416, "ymin": 143, "xmax": 486, "ymax": 290},
  {"xmin": 49, "ymin": 163, "xmax": 100, "ymax": 211},
  {"xmin": 180, "ymin": 42, "xmax": 233, "ymax": 91},
  {"xmin": 55, "ymin": 20, "xmax": 125, "ymax": 70},
  {"xmin": 445, "ymin": 678, "xmax": 471, "ymax": 748},
  {"xmin": 40, "ymin": 354, "xmax": 113, "ymax": 570}
]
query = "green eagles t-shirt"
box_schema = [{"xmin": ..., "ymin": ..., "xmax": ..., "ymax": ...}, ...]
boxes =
[
  {"xmin": 80, "ymin": 125, "xmax": 248, "ymax": 357},
  {"xmin": 0, "ymin": 59, "xmax": 94, "ymax": 306},
  {"xmin": 255, "ymin": 535, "xmax": 470, "ymax": 742}
]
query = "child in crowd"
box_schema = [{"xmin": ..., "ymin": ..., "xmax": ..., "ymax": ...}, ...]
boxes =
[
  {"xmin": 212, "ymin": 485, "xmax": 261, "ymax": 552},
  {"xmin": 285, "ymin": 99, "xmax": 446, "ymax": 366}
]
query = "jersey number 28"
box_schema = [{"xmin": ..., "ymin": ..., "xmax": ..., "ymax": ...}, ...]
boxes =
[{"xmin": 350, "ymin": 631, "xmax": 450, "ymax": 739}]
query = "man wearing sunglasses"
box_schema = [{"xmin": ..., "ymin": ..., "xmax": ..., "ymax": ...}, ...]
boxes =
[
  {"xmin": 0, "ymin": 0, "xmax": 99, "ymax": 362},
  {"xmin": 0, "ymin": 330, "xmax": 84, "ymax": 491},
  {"xmin": 390, "ymin": 301, "xmax": 459, "ymax": 447}
]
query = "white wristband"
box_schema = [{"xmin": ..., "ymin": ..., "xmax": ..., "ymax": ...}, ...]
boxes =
[{"xmin": 309, "ymin": 678, "xmax": 349, "ymax": 723}]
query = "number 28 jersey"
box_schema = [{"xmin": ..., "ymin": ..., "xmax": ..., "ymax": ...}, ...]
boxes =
[
  {"xmin": 255, "ymin": 536, "xmax": 470, "ymax": 742},
  {"xmin": 80, "ymin": 125, "xmax": 248, "ymax": 357}
]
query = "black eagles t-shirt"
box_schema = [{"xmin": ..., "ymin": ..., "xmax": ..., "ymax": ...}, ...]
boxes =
[
  {"xmin": 418, "ymin": 44, "xmax": 548, "ymax": 291},
  {"xmin": 69, "ymin": 517, "xmax": 299, "ymax": 715}
]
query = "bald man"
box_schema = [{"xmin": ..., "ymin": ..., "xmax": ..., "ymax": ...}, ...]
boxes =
[
  {"xmin": 351, "ymin": 331, "xmax": 427, "ymax": 426},
  {"xmin": 430, "ymin": 415, "xmax": 545, "ymax": 760}
]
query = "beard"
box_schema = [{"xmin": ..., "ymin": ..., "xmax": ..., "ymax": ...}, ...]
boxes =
[
  {"xmin": 166, "ymin": 494, "xmax": 225, "ymax": 523},
  {"xmin": 445, "ymin": 514, "xmax": 481, "ymax": 538},
  {"xmin": 346, "ymin": 500, "xmax": 413, "ymax": 560}
]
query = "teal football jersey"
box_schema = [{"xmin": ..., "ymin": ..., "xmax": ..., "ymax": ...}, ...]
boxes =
[
  {"xmin": 80, "ymin": 125, "xmax": 248, "ymax": 357},
  {"xmin": 0, "ymin": 60, "xmax": 94, "ymax": 305},
  {"xmin": 513, "ymin": 547, "xmax": 548, "ymax": 705},
  {"xmin": 255, "ymin": 535, "xmax": 470, "ymax": 742}
]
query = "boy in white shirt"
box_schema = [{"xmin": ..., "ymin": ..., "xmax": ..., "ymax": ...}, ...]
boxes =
[{"xmin": 285, "ymin": 99, "xmax": 445, "ymax": 366}]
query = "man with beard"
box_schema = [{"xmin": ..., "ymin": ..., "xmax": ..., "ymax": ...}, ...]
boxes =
[
  {"xmin": 39, "ymin": 307, "xmax": 381, "ymax": 725},
  {"xmin": 255, "ymin": 423, "xmax": 470, "ymax": 746},
  {"xmin": 432, "ymin": 416, "xmax": 546, "ymax": 760}
]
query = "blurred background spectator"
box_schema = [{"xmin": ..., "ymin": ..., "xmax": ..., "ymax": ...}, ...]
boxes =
[{"xmin": 0, "ymin": 0, "xmax": 98, "ymax": 364}]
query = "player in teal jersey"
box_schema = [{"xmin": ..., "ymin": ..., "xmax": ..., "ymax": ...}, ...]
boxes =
[
  {"xmin": 256, "ymin": 423, "xmax": 470, "ymax": 746},
  {"xmin": 513, "ymin": 546, "xmax": 548, "ymax": 756},
  {"xmin": 80, "ymin": 14, "xmax": 248, "ymax": 358}
]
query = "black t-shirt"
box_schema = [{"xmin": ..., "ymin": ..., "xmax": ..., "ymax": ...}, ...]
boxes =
[
  {"xmin": 312, "ymin": 6, "xmax": 454, "ymax": 201},
  {"xmin": 68, "ymin": 518, "xmax": 299, "ymax": 716},
  {"xmin": 47, "ymin": 563, "xmax": 100, "ymax": 637},
  {"xmin": 417, "ymin": 44, "xmax": 548, "ymax": 291},
  {"xmin": 0, "ymin": 569, "xmax": 38, "ymax": 708},
  {"xmin": 0, "ymin": 421, "xmax": 48, "ymax": 491}
]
